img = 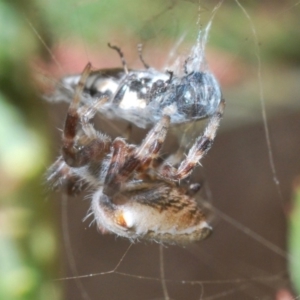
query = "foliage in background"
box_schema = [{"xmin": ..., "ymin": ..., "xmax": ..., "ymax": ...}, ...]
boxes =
[
  {"xmin": 0, "ymin": 0, "xmax": 61, "ymax": 299},
  {"xmin": 32, "ymin": 0, "xmax": 300, "ymax": 65},
  {"xmin": 289, "ymin": 180, "xmax": 300, "ymax": 295}
]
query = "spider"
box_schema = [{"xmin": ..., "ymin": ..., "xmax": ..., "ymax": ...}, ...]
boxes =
[{"xmin": 47, "ymin": 62, "xmax": 225, "ymax": 244}]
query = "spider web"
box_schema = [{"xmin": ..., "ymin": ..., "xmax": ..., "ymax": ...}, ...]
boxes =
[{"xmin": 29, "ymin": 0, "xmax": 300, "ymax": 299}]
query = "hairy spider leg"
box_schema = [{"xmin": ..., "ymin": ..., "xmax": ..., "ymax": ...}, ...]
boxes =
[
  {"xmin": 47, "ymin": 64, "xmax": 113, "ymax": 194},
  {"xmin": 159, "ymin": 98, "xmax": 225, "ymax": 181},
  {"xmin": 46, "ymin": 156, "xmax": 85, "ymax": 195},
  {"xmin": 62, "ymin": 63, "xmax": 112, "ymax": 168},
  {"xmin": 103, "ymin": 138, "xmax": 135, "ymax": 193},
  {"xmin": 103, "ymin": 115, "xmax": 171, "ymax": 196}
]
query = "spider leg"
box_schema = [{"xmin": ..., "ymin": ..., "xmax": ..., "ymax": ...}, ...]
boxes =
[
  {"xmin": 128, "ymin": 114, "xmax": 170, "ymax": 172},
  {"xmin": 159, "ymin": 98, "xmax": 225, "ymax": 181},
  {"xmin": 61, "ymin": 63, "xmax": 111, "ymax": 168},
  {"xmin": 103, "ymin": 115, "xmax": 170, "ymax": 195},
  {"xmin": 104, "ymin": 138, "xmax": 135, "ymax": 188},
  {"xmin": 122, "ymin": 180, "xmax": 155, "ymax": 192},
  {"xmin": 46, "ymin": 156, "xmax": 86, "ymax": 195}
]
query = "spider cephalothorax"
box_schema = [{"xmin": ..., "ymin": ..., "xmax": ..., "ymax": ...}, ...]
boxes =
[{"xmin": 47, "ymin": 62, "xmax": 225, "ymax": 244}]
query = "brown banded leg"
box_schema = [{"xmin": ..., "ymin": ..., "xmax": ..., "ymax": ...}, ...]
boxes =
[
  {"xmin": 123, "ymin": 114, "xmax": 170, "ymax": 174},
  {"xmin": 62, "ymin": 63, "xmax": 111, "ymax": 168},
  {"xmin": 103, "ymin": 138, "xmax": 136, "ymax": 196},
  {"xmin": 104, "ymin": 115, "xmax": 170, "ymax": 195},
  {"xmin": 159, "ymin": 98, "xmax": 225, "ymax": 181},
  {"xmin": 78, "ymin": 96, "xmax": 108, "ymax": 125},
  {"xmin": 46, "ymin": 156, "xmax": 86, "ymax": 195}
]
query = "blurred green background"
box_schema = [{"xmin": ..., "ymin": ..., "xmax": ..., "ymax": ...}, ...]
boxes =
[{"xmin": 0, "ymin": 0, "xmax": 299, "ymax": 299}]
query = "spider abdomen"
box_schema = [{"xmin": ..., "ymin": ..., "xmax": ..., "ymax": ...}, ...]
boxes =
[{"xmin": 92, "ymin": 185, "xmax": 212, "ymax": 244}]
